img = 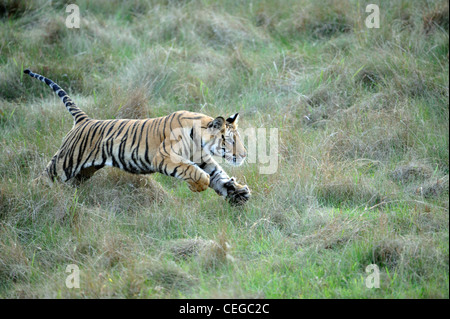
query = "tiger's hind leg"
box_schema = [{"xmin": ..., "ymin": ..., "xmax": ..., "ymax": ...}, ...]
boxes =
[
  {"xmin": 33, "ymin": 151, "xmax": 100, "ymax": 186},
  {"xmin": 72, "ymin": 166, "xmax": 103, "ymax": 184}
]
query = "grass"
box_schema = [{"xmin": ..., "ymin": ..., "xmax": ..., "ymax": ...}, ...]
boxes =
[{"xmin": 0, "ymin": 0, "xmax": 448, "ymax": 298}]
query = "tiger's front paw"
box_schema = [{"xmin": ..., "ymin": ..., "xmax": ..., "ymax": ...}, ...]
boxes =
[
  {"xmin": 188, "ymin": 173, "xmax": 210, "ymax": 192},
  {"xmin": 224, "ymin": 177, "xmax": 251, "ymax": 206}
]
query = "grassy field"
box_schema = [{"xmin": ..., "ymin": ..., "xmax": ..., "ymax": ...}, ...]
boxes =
[{"xmin": 0, "ymin": 0, "xmax": 448, "ymax": 298}]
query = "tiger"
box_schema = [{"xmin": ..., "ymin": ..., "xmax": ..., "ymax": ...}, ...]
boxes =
[{"xmin": 23, "ymin": 69, "xmax": 251, "ymax": 205}]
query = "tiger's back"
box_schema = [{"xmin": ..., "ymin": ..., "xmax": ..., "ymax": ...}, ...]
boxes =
[{"xmin": 49, "ymin": 111, "xmax": 214, "ymax": 182}]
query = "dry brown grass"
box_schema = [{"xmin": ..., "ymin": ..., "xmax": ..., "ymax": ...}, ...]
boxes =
[
  {"xmin": 390, "ymin": 163, "xmax": 433, "ymax": 184},
  {"xmin": 297, "ymin": 217, "xmax": 368, "ymax": 251},
  {"xmin": 168, "ymin": 232, "xmax": 234, "ymax": 270},
  {"xmin": 423, "ymin": 3, "xmax": 450, "ymax": 33},
  {"xmin": 88, "ymin": 169, "xmax": 170, "ymax": 205},
  {"xmin": 416, "ymin": 175, "xmax": 449, "ymax": 199},
  {"xmin": 99, "ymin": 232, "xmax": 135, "ymax": 268},
  {"xmin": 0, "ymin": 0, "xmax": 32, "ymax": 18},
  {"xmin": 369, "ymin": 235, "xmax": 447, "ymax": 276},
  {"xmin": 115, "ymin": 87, "xmax": 150, "ymax": 120},
  {"xmin": 194, "ymin": 10, "xmax": 267, "ymax": 49},
  {"xmin": 277, "ymin": 0, "xmax": 354, "ymax": 38},
  {"xmin": 315, "ymin": 160, "xmax": 383, "ymax": 206},
  {"xmin": 370, "ymin": 238, "xmax": 405, "ymax": 268},
  {"xmin": 43, "ymin": 16, "xmax": 67, "ymax": 44},
  {"xmin": 0, "ymin": 229, "xmax": 30, "ymax": 283},
  {"xmin": 328, "ymin": 109, "xmax": 411, "ymax": 161}
]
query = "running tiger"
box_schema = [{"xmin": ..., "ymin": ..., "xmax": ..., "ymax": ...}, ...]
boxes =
[{"xmin": 24, "ymin": 69, "xmax": 251, "ymax": 205}]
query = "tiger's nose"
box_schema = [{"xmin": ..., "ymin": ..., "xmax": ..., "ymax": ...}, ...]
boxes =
[{"xmin": 240, "ymin": 151, "xmax": 247, "ymax": 158}]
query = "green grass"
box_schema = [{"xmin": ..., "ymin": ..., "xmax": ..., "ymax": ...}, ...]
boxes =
[{"xmin": 0, "ymin": 0, "xmax": 448, "ymax": 298}]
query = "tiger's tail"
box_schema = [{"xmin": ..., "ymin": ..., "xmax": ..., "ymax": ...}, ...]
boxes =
[{"xmin": 24, "ymin": 69, "xmax": 89, "ymax": 125}]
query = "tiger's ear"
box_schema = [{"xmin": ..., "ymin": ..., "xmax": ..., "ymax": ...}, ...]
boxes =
[
  {"xmin": 226, "ymin": 113, "xmax": 239, "ymax": 127},
  {"xmin": 207, "ymin": 116, "xmax": 225, "ymax": 134}
]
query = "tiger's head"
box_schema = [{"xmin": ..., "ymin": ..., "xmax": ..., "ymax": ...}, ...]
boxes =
[{"xmin": 203, "ymin": 113, "xmax": 247, "ymax": 166}]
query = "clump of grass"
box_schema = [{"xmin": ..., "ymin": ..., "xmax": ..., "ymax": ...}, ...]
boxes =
[
  {"xmin": 82, "ymin": 169, "xmax": 170, "ymax": 209},
  {"xmin": 0, "ymin": 147, "xmax": 41, "ymax": 178},
  {"xmin": 105, "ymin": 169, "xmax": 165, "ymax": 193},
  {"xmin": 145, "ymin": 260, "xmax": 197, "ymax": 291},
  {"xmin": 328, "ymin": 109, "xmax": 410, "ymax": 161},
  {"xmin": 276, "ymin": 0, "xmax": 353, "ymax": 39},
  {"xmin": 118, "ymin": 47, "xmax": 177, "ymax": 100},
  {"xmin": 354, "ymin": 68, "xmax": 382, "ymax": 90},
  {"xmin": 316, "ymin": 178, "xmax": 382, "ymax": 207},
  {"xmin": 0, "ymin": 60, "xmax": 27, "ymax": 101},
  {"xmin": 194, "ymin": 10, "xmax": 267, "ymax": 49},
  {"xmin": 390, "ymin": 163, "xmax": 433, "ymax": 184},
  {"xmin": 423, "ymin": 2, "xmax": 449, "ymax": 33},
  {"xmin": 303, "ymin": 84, "xmax": 349, "ymax": 127},
  {"xmin": 229, "ymin": 45, "xmax": 254, "ymax": 75},
  {"xmin": 0, "ymin": 186, "xmax": 9, "ymax": 219},
  {"xmin": 416, "ymin": 175, "xmax": 449, "ymax": 199},
  {"xmin": 39, "ymin": 257, "xmax": 197, "ymax": 298},
  {"xmin": 99, "ymin": 232, "xmax": 134, "ymax": 268},
  {"xmin": 366, "ymin": 235, "xmax": 448, "ymax": 280},
  {"xmin": 169, "ymin": 233, "xmax": 235, "ymax": 270},
  {"xmin": 370, "ymin": 238, "xmax": 405, "ymax": 268},
  {"xmin": 307, "ymin": 83, "xmax": 346, "ymax": 110},
  {"xmin": 315, "ymin": 161, "xmax": 383, "ymax": 207},
  {"xmin": 0, "ymin": 229, "xmax": 30, "ymax": 284},
  {"xmin": 253, "ymin": 9, "xmax": 275, "ymax": 31},
  {"xmin": 0, "ymin": 0, "xmax": 32, "ymax": 18},
  {"xmin": 297, "ymin": 217, "xmax": 368, "ymax": 251},
  {"xmin": 42, "ymin": 16, "xmax": 68, "ymax": 44},
  {"xmin": 115, "ymin": 87, "xmax": 150, "ymax": 119}
]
